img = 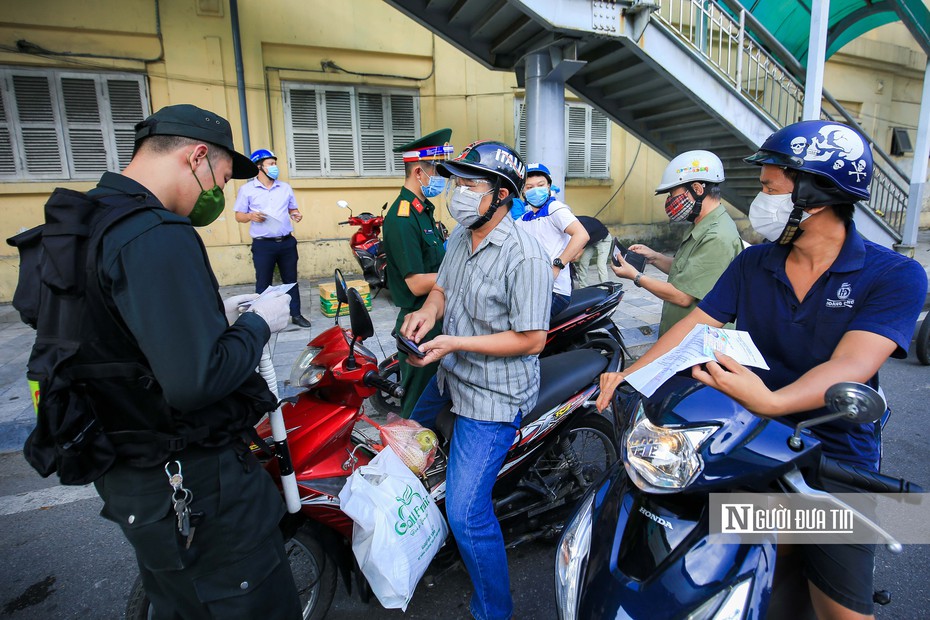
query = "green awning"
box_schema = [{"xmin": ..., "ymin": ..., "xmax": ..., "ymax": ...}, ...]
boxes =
[{"xmin": 728, "ymin": 0, "xmax": 930, "ymax": 68}]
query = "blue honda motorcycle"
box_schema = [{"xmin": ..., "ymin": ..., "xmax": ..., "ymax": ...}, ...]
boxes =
[{"xmin": 554, "ymin": 376, "xmax": 923, "ymax": 620}]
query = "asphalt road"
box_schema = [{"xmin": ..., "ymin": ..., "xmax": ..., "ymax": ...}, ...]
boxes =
[{"xmin": 1, "ymin": 353, "xmax": 928, "ymax": 619}]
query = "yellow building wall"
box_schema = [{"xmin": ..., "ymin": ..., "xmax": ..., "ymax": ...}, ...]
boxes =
[{"xmin": 0, "ymin": 1, "xmax": 927, "ymax": 302}]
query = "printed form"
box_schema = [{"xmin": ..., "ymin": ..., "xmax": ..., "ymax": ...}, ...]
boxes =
[{"xmin": 625, "ymin": 324, "xmax": 769, "ymax": 397}]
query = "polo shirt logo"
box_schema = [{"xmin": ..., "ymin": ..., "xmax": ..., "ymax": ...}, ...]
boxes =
[{"xmin": 826, "ymin": 282, "xmax": 855, "ymax": 308}]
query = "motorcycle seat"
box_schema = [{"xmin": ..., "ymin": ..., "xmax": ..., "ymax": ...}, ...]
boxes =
[
  {"xmin": 552, "ymin": 287, "xmax": 609, "ymax": 324},
  {"xmin": 435, "ymin": 348, "xmax": 607, "ymax": 441}
]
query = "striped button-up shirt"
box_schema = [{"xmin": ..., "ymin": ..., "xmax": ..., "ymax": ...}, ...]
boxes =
[{"xmin": 436, "ymin": 215, "xmax": 553, "ymax": 422}]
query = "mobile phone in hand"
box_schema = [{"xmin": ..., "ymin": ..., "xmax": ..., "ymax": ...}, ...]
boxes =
[{"xmin": 395, "ymin": 332, "xmax": 427, "ymax": 358}]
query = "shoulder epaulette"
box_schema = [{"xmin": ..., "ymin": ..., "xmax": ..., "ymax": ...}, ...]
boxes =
[{"xmin": 398, "ymin": 200, "xmax": 410, "ymax": 217}]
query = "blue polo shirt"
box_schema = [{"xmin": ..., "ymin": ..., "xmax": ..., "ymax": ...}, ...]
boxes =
[{"xmin": 699, "ymin": 223, "xmax": 927, "ymax": 469}]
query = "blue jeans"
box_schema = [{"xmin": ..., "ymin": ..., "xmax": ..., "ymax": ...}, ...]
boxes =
[
  {"xmin": 551, "ymin": 292, "xmax": 571, "ymax": 318},
  {"xmin": 411, "ymin": 377, "xmax": 521, "ymax": 620}
]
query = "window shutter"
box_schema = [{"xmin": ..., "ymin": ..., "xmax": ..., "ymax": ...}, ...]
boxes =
[
  {"xmin": 0, "ymin": 87, "xmax": 15, "ymax": 178},
  {"xmin": 358, "ymin": 92, "xmax": 387, "ymax": 174},
  {"xmin": 515, "ymin": 100, "xmax": 527, "ymax": 160},
  {"xmin": 390, "ymin": 94, "xmax": 416, "ymax": 173},
  {"xmin": 12, "ymin": 73, "xmax": 64, "ymax": 176},
  {"xmin": 589, "ymin": 108, "xmax": 610, "ymax": 178},
  {"xmin": 566, "ymin": 105, "xmax": 587, "ymax": 177},
  {"xmin": 106, "ymin": 78, "xmax": 147, "ymax": 170},
  {"xmin": 286, "ymin": 87, "xmax": 322, "ymax": 174},
  {"xmin": 321, "ymin": 89, "xmax": 357, "ymax": 174},
  {"xmin": 61, "ymin": 77, "xmax": 107, "ymax": 178},
  {"xmin": 283, "ymin": 83, "xmax": 417, "ymax": 178}
]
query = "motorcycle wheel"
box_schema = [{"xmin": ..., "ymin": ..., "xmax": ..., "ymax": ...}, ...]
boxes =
[
  {"xmin": 370, "ymin": 355, "xmax": 402, "ymax": 416},
  {"xmin": 916, "ymin": 314, "xmax": 930, "ymax": 366},
  {"xmin": 123, "ymin": 527, "xmax": 337, "ymax": 620},
  {"xmin": 537, "ymin": 413, "xmax": 618, "ymax": 505}
]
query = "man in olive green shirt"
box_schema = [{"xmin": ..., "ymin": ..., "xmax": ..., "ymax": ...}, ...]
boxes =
[
  {"xmin": 611, "ymin": 150, "xmax": 743, "ymax": 335},
  {"xmin": 382, "ymin": 128, "xmax": 453, "ymax": 417}
]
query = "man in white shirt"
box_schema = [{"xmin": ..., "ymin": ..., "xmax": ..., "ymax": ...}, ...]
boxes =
[{"xmin": 514, "ymin": 163, "xmax": 589, "ymax": 318}]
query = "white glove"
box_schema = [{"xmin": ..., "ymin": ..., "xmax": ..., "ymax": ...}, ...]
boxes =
[
  {"xmin": 223, "ymin": 293, "xmax": 260, "ymax": 326},
  {"xmin": 248, "ymin": 290, "xmax": 291, "ymax": 333}
]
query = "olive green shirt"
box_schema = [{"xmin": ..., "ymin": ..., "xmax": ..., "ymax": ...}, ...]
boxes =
[
  {"xmin": 381, "ymin": 186, "xmax": 445, "ymax": 311},
  {"xmin": 659, "ymin": 206, "xmax": 743, "ymax": 335}
]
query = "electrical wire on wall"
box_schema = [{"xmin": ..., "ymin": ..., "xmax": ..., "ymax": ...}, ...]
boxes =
[{"xmin": 593, "ymin": 140, "xmax": 642, "ymax": 219}]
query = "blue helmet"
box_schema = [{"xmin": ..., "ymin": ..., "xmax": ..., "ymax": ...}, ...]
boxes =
[
  {"xmin": 745, "ymin": 120, "xmax": 872, "ymax": 202},
  {"xmin": 526, "ymin": 162, "xmax": 552, "ymax": 185},
  {"xmin": 250, "ymin": 148, "xmax": 276, "ymax": 164}
]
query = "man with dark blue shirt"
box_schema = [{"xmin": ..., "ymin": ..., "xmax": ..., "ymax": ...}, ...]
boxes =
[{"xmin": 597, "ymin": 121, "xmax": 926, "ymax": 619}]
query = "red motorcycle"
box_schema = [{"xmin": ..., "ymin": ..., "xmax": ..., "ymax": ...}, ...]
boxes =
[
  {"xmin": 337, "ymin": 199, "xmax": 387, "ymax": 294},
  {"xmin": 126, "ymin": 271, "xmax": 623, "ymax": 619}
]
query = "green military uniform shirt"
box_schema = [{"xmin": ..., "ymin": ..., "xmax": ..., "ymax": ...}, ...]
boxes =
[
  {"xmin": 660, "ymin": 205, "xmax": 743, "ymax": 335},
  {"xmin": 382, "ymin": 186, "xmax": 445, "ymax": 312}
]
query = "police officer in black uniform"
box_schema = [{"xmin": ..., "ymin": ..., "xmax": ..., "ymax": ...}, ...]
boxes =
[
  {"xmin": 382, "ymin": 128, "xmax": 452, "ymax": 418},
  {"xmin": 60, "ymin": 105, "xmax": 300, "ymax": 618}
]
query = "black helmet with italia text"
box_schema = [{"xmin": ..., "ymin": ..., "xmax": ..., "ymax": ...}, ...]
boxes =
[{"xmin": 438, "ymin": 140, "xmax": 526, "ymax": 197}]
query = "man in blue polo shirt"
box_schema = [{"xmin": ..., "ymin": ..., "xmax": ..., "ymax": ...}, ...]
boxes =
[{"xmin": 597, "ymin": 120, "xmax": 926, "ymax": 618}]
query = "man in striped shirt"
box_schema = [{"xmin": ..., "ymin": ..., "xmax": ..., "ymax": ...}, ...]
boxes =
[{"xmin": 401, "ymin": 141, "xmax": 552, "ymax": 620}]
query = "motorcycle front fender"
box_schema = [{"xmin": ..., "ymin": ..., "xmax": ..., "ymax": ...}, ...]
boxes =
[{"xmin": 576, "ymin": 465, "xmax": 776, "ymax": 619}]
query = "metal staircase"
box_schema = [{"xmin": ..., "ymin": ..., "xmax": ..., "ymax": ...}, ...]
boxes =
[{"xmin": 385, "ymin": 0, "xmax": 911, "ymax": 245}]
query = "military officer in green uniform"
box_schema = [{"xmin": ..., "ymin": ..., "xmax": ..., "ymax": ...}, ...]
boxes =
[{"xmin": 382, "ymin": 128, "xmax": 453, "ymax": 418}]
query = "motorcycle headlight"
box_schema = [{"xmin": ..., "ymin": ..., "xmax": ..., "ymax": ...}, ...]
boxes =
[
  {"xmin": 623, "ymin": 403, "xmax": 717, "ymax": 493},
  {"xmin": 287, "ymin": 346, "xmax": 326, "ymax": 388},
  {"xmin": 686, "ymin": 577, "xmax": 753, "ymax": 620},
  {"xmin": 555, "ymin": 491, "xmax": 594, "ymax": 620}
]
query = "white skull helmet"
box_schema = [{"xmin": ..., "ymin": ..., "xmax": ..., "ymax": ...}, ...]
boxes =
[
  {"xmin": 790, "ymin": 137, "xmax": 807, "ymax": 155},
  {"xmin": 655, "ymin": 150, "xmax": 725, "ymax": 195}
]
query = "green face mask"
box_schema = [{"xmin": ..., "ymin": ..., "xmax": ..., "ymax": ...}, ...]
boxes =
[{"xmin": 188, "ymin": 155, "xmax": 225, "ymax": 227}]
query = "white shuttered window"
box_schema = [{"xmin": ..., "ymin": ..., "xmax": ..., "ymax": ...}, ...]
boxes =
[
  {"xmin": 283, "ymin": 82, "xmax": 418, "ymax": 177},
  {"xmin": 514, "ymin": 100, "xmax": 611, "ymax": 179},
  {"xmin": 0, "ymin": 67, "xmax": 148, "ymax": 181}
]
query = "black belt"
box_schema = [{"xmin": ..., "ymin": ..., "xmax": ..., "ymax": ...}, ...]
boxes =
[{"xmin": 255, "ymin": 234, "xmax": 292, "ymax": 243}]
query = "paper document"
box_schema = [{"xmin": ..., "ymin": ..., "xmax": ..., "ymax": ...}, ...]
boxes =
[
  {"xmin": 625, "ymin": 324, "xmax": 769, "ymax": 397},
  {"xmin": 254, "ymin": 210, "xmax": 287, "ymax": 228},
  {"xmin": 237, "ymin": 282, "xmax": 296, "ymax": 311}
]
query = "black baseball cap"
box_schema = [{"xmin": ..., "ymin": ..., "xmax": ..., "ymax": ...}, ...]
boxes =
[{"xmin": 134, "ymin": 104, "xmax": 257, "ymax": 179}]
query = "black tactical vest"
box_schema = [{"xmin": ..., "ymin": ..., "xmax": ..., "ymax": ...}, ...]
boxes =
[{"xmin": 7, "ymin": 188, "xmax": 276, "ymax": 485}]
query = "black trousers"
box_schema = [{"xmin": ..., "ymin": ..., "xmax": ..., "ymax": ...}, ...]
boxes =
[
  {"xmin": 95, "ymin": 445, "xmax": 301, "ymax": 619},
  {"xmin": 251, "ymin": 235, "xmax": 301, "ymax": 317}
]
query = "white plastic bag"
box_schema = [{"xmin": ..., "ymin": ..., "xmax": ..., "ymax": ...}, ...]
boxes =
[{"xmin": 338, "ymin": 446, "xmax": 448, "ymax": 610}]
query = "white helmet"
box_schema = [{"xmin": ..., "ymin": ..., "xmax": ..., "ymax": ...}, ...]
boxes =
[{"xmin": 655, "ymin": 150, "xmax": 725, "ymax": 194}]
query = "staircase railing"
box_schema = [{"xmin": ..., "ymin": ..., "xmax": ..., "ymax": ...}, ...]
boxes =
[{"xmin": 653, "ymin": 0, "xmax": 908, "ymax": 239}]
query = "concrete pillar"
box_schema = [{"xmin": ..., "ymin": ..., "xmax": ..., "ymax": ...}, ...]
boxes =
[
  {"xmin": 524, "ymin": 51, "xmax": 566, "ymax": 196},
  {"xmin": 901, "ymin": 59, "xmax": 930, "ymax": 254},
  {"xmin": 802, "ymin": 0, "xmax": 829, "ymax": 121}
]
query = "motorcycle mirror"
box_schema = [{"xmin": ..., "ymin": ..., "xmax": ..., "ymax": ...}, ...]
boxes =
[
  {"xmin": 337, "ymin": 200, "xmax": 350, "ymax": 209},
  {"xmin": 348, "ymin": 288, "xmax": 374, "ymax": 340},
  {"xmin": 334, "ymin": 269, "xmax": 349, "ymax": 305},
  {"xmin": 788, "ymin": 382, "xmax": 886, "ymax": 451},
  {"xmin": 824, "ymin": 382, "xmax": 886, "ymax": 424}
]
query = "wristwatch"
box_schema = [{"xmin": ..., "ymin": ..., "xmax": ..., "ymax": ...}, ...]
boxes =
[
  {"xmin": 633, "ymin": 273, "xmax": 644, "ymax": 287},
  {"xmin": 552, "ymin": 258, "xmax": 565, "ymax": 270}
]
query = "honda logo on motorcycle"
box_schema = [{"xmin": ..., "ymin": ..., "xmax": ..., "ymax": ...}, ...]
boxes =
[{"xmin": 638, "ymin": 506, "xmax": 674, "ymax": 530}]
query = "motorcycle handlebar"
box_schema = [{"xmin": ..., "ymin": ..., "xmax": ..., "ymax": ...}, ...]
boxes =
[
  {"xmin": 338, "ymin": 220, "xmax": 350, "ymax": 225},
  {"xmin": 364, "ymin": 370, "xmax": 405, "ymax": 399},
  {"xmin": 819, "ymin": 456, "xmax": 924, "ymax": 494}
]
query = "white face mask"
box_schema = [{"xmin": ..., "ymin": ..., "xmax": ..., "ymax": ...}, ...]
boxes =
[
  {"xmin": 447, "ymin": 185, "xmax": 490, "ymax": 228},
  {"xmin": 748, "ymin": 192, "xmax": 810, "ymax": 242}
]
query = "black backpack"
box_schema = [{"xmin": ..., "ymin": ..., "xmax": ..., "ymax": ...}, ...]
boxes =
[{"xmin": 7, "ymin": 188, "xmax": 156, "ymax": 485}]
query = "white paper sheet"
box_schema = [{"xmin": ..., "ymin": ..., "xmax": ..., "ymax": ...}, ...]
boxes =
[{"xmin": 625, "ymin": 324, "xmax": 769, "ymax": 397}]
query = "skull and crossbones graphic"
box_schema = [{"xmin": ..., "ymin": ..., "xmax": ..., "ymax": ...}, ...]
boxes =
[{"xmin": 848, "ymin": 159, "xmax": 867, "ymax": 182}]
